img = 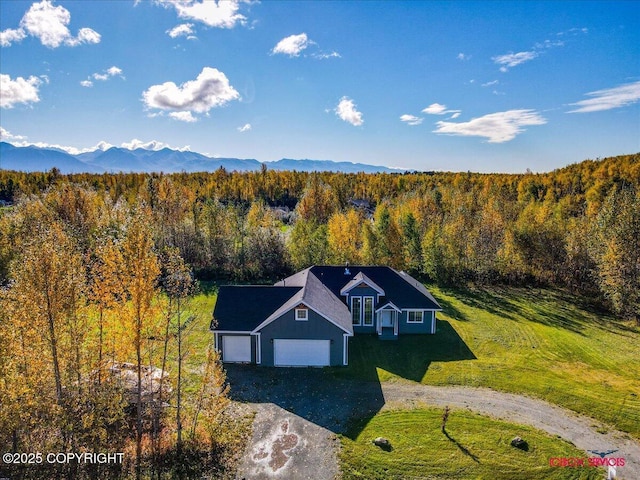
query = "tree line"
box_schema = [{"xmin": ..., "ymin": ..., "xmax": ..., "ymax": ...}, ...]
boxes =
[
  {"xmin": 2, "ymin": 153, "xmax": 637, "ymax": 319},
  {"xmin": 0, "ymin": 188, "xmax": 238, "ymax": 479}
]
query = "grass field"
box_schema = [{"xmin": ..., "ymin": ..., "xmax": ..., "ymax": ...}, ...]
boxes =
[
  {"xmin": 196, "ymin": 283, "xmax": 640, "ymax": 438},
  {"xmin": 336, "ymin": 285, "xmax": 640, "ymax": 440},
  {"xmin": 339, "ymin": 407, "xmax": 604, "ymax": 480}
]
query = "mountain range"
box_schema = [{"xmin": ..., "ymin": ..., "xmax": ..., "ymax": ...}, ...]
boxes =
[{"xmin": 0, "ymin": 142, "xmax": 404, "ymax": 174}]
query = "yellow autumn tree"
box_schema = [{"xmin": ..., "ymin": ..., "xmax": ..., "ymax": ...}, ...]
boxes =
[
  {"xmin": 327, "ymin": 209, "xmax": 363, "ymax": 264},
  {"xmin": 121, "ymin": 203, "xmax": 161, "ymax": 478}
]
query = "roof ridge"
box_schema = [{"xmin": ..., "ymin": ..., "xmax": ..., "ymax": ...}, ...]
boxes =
[{"xmin": 392, "ymin": 268, "xmax": 442, "ymax": 309}]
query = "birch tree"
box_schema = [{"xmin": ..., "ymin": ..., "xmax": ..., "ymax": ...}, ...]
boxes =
[{"xmin": 121, "ymin": 204, "xmax": 161, "ymax": 478}]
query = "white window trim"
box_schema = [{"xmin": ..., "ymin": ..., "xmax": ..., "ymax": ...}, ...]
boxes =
[
  {"xmin": 363, "ymin": 296, "xmax": 375, "ymax": 326},
  {"xmin": 406, "ymin": 310, "xmax": 424, "ymax": 324},
  {"xmin": 351, "ymin": 296, "xmax": 362, "ymax": 326},
  {"xmin": 295, "ymin": 308, "xmax": 308, "ymax": 321}
]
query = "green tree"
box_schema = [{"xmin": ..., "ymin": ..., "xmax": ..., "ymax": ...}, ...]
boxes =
[
  {"xmin": 590, "ymin": 187, "xmax": 640, "ymax": 322},
  {"xmin": 288, "ymin": 219, "xmax": 329, "ymax": 270},
  {"xmin": 401, "ymin": 212, "xmax": 422, "ymax": 274}
]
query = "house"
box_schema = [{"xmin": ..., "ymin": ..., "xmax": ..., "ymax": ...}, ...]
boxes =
[{"xmin": 211, "ymin": 266, "xmax": 442, "ymax": 367}]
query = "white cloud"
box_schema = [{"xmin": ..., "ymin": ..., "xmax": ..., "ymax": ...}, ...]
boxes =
[
  {"xmin": 457, "ymin": 53, "xmax": 470, "ymax": 61},
  {"xmin": 422, "ymin": 103, "xmax": 448, "ymax": 115},
  {"xmin": 567, "ymin": 81, "xmax": 640, "ymax": 113},
  {"xmin": 433, "ymin": 109, "xmax": 546, "ymax": 143},
  {"xmin": 106, "ymin": 66, "xmax": 123, "ymax": 77},
  {"xmin": 0, "ymin": 127, "xmax": 27, "ymax": 141},
  {"xmin": 400, "ymin": 114, "xmax": 423, "ymax": 126},
  {"xmin": 167, "ymin": 23, "xmax": 196, "ymax": 39},
  {"xmin": 155, "ymin": 0, "xmax": 247, "ymax": 28},
  {"xmin": 0, "ymin": 134, "xmax": 191, "ymax": 155},
  {"xmin": 449, "ymin": 112, "xmax": 461, "ymax": 119},
  {"xmin": 93, "ymin": 141, "xmax": 114, "ymax": 151},
  {"xmin": 482, "ymin": 80, "xmax": 499, "ymax": 87},
  {"xmin": 335, "ymin": 97, "xmax": 363, "ymax": 126},
  {"xmin": 271, "ymin": 33, "xmax": 311, "ymax": 57},
  {"xmin": 271, "ymin": 33, "xmax": 339, "ymax": 59},
  {"xmin": 121, "ymin": 138, "xmax": 190, "ymax": 151},
  {"xmin": 422, "ymin": 103, "xmax": 462, "ymax": 117},
  {"xmin": 0, "ymin": 136, "xmax": 112, "ymax": 155},
  {"xmin": 142, "ymin": 67, "xmax": 240, "ymax": 120},
  {"xmin": 0, "ymin": 27, "xmax": 26, "ymax": 47},
  {"xmin": 313, "ymin": 51, "xmax": 341, "ymax": 60},
  {"xmin": 492, "ymin": 51, "xmax": 538, "ymax": 72},
  {"xmin": 0, "ymin": 74, "xmax": 42, "ymax": 108},
  {"xmin": 169, "ymin": 111, "xmax": 197, "ymax": 122},
  {"xmin": 91, "ymin": 66, "xmax": 124, "ymax": 81},
  {"xmin": 237, "ymin": 123, "xmax": 251, "ymax": 132},
  {"xmin": 535, "ymin": 39, "xmax": 564, "ymax": 49},
  {"xmin": 69, "ymin": 27, "xmax": 101, "ymax": 46},
  {"xmin": 81, "ymin": 66, "xmax": 123, "ymax": 87},
  {"xmin": 5, "ymin": 0, "xmax": 101, "ymax": 48}
]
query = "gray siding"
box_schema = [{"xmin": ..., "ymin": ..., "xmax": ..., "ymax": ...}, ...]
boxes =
[
  {"xmin": 346, "ymin": 285, "xmax": 379, "ymax": 302},
  {"xmin": 397, "ymin": 311, "xmax": 436, "ymax": 334},
  {"xmin": 353, "ymin": 324, "xmax": 376, "ymax": 334},
  {"xmin": 258, "ymin": 308, "xmax": 346, "ymax": 366}
]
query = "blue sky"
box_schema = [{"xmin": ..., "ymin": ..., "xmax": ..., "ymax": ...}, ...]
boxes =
[{"xmin": 1, "ymin": 0, "xmax": 639, "ymax": 173}]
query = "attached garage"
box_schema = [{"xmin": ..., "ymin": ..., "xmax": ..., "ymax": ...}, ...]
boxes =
[
  {"xmin": 274, "ymin": 339, "xmax": 330, "ymax": 367},
  {"xmin": 222, "ymin": 335, "xmax": 251, "ymax": 363}
]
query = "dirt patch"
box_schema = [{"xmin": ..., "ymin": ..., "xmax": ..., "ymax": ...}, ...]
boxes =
[{"xmin": 268, "ymin": 421, "xmax": 299, "ymax": 471}]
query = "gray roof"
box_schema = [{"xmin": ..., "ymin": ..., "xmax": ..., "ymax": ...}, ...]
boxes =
[
  {"xmin": 212, "ymin": 265, "xmax": 440, "ymax": 334},
  {"xmin": 394, "ymin": 269, "xmax": 442, "ymax": 310},
  {"xmin": 304, "ymin": 266, "xmax": 442, "ymax": 310},
  {"xmin": 212, "ymin": 285, "xmax": 302, "ymax": 331},
  {"xmin": 256, "ymin": 270, "xmax": 353, "ymax": 334}
]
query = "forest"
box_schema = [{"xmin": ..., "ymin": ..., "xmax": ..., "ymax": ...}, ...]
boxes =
[{"xmin": 0, "ymin": 152, "xmax": 638, "ymax": 478}]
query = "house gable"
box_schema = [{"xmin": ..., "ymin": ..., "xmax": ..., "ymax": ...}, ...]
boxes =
[
  {"xmin": 252, "ymin": 270, "xmax": 352, "ymax": 335},
  {"xmin": 257, "ymin": 308, "xmax": 348, "ymax": 367},
  {"xmin": 340, "ymin": 271, "xmax": 385, "ymax": 297}
]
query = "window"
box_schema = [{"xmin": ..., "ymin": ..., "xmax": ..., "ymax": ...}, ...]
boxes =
[
  {"xmin": 363, "ymin": 297, "xmax": 374, "ymax": 326},
  {"xmin": 351, "ymin": 297, "xmax": 361, "ymax": 325},
  {"xmin": 407, "ymin": 311, "xmax": 424, "ymax": 323},
  {"xmin": 295, "ymin": 308, "xmax": 308, "ymax": 321}
]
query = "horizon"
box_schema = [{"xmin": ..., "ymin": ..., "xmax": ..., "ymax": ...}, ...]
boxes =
[
  {"xmin": 1, "ymin": 1, "xmax": 639, "ymax": 173},
  {"xmin": 3, "ymin": 139, "xmax": 636, "ymax": 176}
]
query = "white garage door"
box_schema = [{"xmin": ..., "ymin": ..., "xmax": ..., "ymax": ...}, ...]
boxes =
[
  {"xmin": 274, "ymin": 339, "xmax": 330, "ymax": 367},
  {"xmin": 222, "ymin": 335, "xmax": 251, "ymax": 363}
]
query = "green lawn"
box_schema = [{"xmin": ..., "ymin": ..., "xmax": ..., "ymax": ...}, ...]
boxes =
[
  {"xmin": 336, "ymin": 285, "xmax": 640, "ymax": 440},
  {"xmin": 340, "ymin": 407, "xmax": 603, "ymax": 480},
  {"xmin": 196, "ymin": 283, "xmax": 637, "ymax": 477}
]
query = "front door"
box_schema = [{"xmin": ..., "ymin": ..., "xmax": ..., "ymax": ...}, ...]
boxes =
[{"xmin": 381, "ymin": 310, "xmax": 393, "ymax": 327}]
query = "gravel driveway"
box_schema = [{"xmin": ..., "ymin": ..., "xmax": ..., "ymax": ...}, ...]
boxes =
[{"xmin": 226, "ymin": 366, "xmax": 639, "ymax": 480}]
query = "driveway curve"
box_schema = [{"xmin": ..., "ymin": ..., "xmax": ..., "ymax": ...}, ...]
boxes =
[
  {"xmin": 227, "ymin": 367, "xmax": 639, "ymax": 479},
  {"xmin": 382, "ymin": 382, "xmax": 639, "ymax": 480}
]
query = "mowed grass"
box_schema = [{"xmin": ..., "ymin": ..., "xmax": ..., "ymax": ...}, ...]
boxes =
[
  {"xmin": 340, "ymin": 407, "xmax": 603, "ymax": 480},
  {"xmin": 181, "ymin": 281, "xmax": 218, "ymax": 397},
  {"xmin": 339, "ymin": 285, "xmax": 640, "ymax": 440}
]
